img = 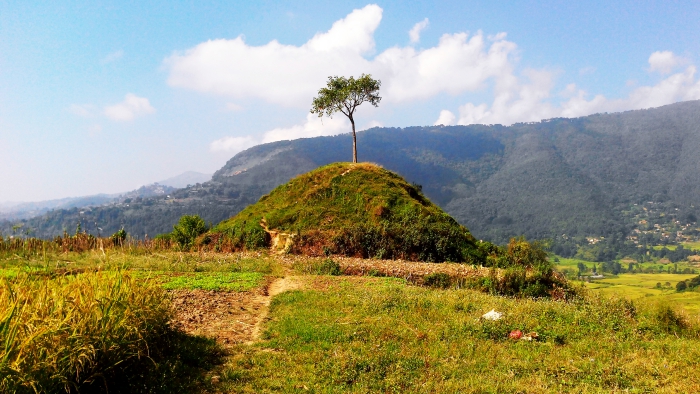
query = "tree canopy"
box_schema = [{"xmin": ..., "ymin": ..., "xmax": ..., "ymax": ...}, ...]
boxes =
[{"xmin": 310, "ymin": 74, "xmax": 381, "ymax": 163}]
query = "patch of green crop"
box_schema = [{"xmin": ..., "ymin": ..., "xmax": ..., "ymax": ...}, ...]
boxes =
[
  {"xmin": 581, "ymin": 273, "xmax": 700, "ymax": 313},
  {"xmin": 160, "ymin": 272, "xmax": 263, "ymax": 291},
  {"xmin": 682, "ymin": 241, "xmax": 700, "ymax": 251}
]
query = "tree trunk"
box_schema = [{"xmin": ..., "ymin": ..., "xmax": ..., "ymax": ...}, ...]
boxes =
[{"xmin": 350, "ymin": 117, "xmax": 357, "ymax": 163}]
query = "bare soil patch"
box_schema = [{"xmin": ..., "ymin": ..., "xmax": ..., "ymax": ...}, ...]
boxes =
[
  {"xmin": 169, "ymin": 277, "xmax": 276, "ymax": 346},
  {"xmin": 169, "ymin": 275, "xmax": 306, "ymax": 346},
  {"xmin": 170, "ymin": 290, "xmax": 261, "ymax": 346},
  {"xmin": 333, "ymin": 256, "xmax": 490, "ymax": 283}
]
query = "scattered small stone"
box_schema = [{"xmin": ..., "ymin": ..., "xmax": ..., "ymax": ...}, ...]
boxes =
[
  {"xmin": 521, "ymin": 332, "xmax": 538, "ymax": 341},
  {"xmin": 482, "ymin": 309, "xmax": 503, "ymax": 321}
]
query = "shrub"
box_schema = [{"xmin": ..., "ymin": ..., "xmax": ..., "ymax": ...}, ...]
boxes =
[
  {"xmin": 423, "ymin": 273, "xmax": 452, "ymax": 289},
  {"xmin": 171, "ymin": 215, "xmax": 208, "ymax": 249},
  {"xmin": 676, "ymin": 280, "xmax": 688, "ymax": 292},
  {"xmin": 111, "ymin": 229, "xmax": 127, "ymax": 245},
  {"xmin": 655, "ymin": 304, "xmax": 687, "ymax": 335},
  {"xmin": 316, "ymin": 258, "xmax": 342, "ymax": 276}
]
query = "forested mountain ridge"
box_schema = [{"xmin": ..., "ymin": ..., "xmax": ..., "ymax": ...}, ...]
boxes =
[{"xmin": 2, "ymin": 100, "xmax": 699, "ymax": 260}]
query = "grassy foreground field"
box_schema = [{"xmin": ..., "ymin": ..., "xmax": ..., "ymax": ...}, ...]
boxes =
[
  {"xmin": 218, "ymin": 275, "xmax": 700, "ymax": 393},
  {"xmin": 3, "ymin": 249, "xmax": 700, "ymax": 392}
]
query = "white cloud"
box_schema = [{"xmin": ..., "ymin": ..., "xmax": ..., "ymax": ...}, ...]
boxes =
[
  {"xmin": 434, "ymin": 109, "xmax": 456, "ymax": 125},
  {"xmin": 209, "ymin": 112, "xmax": 351, "ymax": 154},
  {"xmin": 648, "ymin": 50, "xmax": 684, "ymax": 74},
  {"xmin": 165, "ymin": 7, "xmax": 700, "ymax": 133},
  {"xmin": 103, "ymin": 94, "xmax": 155, "ymax": 121},
  {"xmin": 409, "ymin": 18, "xmax": 429, "ymax": 43},
  {"xmin": 262, "ymin": 113, "xmax": 349, "ymax": 143},
  {"xmin": 101, "ymin": 50, "xmax": 124, "ymax": 64},
  {"xmin": 363, "ymin": 119, "xmax": 383, "ymax": 129},
  {"xmin": 444, "ymin": 59, "xmax": 700, "ymax": 126},
  {"xmin": 165, "ymin": 4, "xmax": 381, "ymax": 107},
  {"xmin": 209, "ymin": 135, "xmax": 257, "ymax": 153},
  {"xmin": 164, "ymin": 5, "xmax": 516, "ymax": 106},
  {"xmin": 376, "ymin": 32, "xmax": 516, "ymax": 102}
]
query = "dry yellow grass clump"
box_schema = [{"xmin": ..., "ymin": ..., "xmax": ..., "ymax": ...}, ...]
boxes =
[{"xmin": 0, "ymin": 271, "xmax": 172, "ymax": 393}]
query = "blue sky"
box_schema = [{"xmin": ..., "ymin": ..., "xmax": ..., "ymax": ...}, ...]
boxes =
[{"xmin": 1, "ymin": 1, "xmax": 699, "ymax": 202}]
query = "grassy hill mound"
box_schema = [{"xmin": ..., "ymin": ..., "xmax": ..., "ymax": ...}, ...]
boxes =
[{"xmin": 205, "ymin": 163, "xmax": 482, "ymax": 263}]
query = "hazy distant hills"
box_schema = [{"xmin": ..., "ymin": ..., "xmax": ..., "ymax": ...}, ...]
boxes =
[
  {"xmin": 0, "ymin": 183, "xmax": 175, "ymax": 222},
  {"xmin": 0, "ymin": 195, "xmax": 118, "ymax": 221},
  {"xmin": 157, "ymin": 171, "xmax": 212, "ymax": 189},
  {"xmin": 0, "ymin": 172, "xmax": 212, "ymax": 222},
  {"xmin": 2, "ymin": 100, "xmax": 699, "ymax": 246}
]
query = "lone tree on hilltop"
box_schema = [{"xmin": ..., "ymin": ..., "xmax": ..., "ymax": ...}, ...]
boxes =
[{"xmin": 311, "ymin": 74, "xmax": 381, "ymax": 163}]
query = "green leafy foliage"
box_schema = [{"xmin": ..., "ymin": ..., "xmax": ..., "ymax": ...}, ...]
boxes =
[
  {"xmin": 171, "ymin": 215, "xmax": 208, "ymax": 249},
  {"xmin": 311, "ymin": 74, "xmax": 381, "ymax": 163},
  {"xmin": 111, "ymin": 228, "xmax": 127, "ymax": 245}
]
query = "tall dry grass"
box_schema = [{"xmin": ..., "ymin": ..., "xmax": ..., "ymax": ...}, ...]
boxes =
[
  {"xmin": 0, "ymin": 271, "xmax": 172, "ymax": 393},
  {"xmin": 0, "ymin": 233, "xmax": 174, "ymax": 257}
]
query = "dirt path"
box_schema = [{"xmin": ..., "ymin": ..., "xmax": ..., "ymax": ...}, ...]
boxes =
[
  {"xmin": 170, "ymin": 275, "xmax": 304, "ymax": 347},
  {"xmin": 246, "ymin": 275, "xmax": 303, "ymax": 344}
]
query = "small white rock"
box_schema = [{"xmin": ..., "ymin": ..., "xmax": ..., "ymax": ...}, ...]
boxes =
[{"xmin": 482, "ymin": 309, "xmax": 503, "ymax": 321}]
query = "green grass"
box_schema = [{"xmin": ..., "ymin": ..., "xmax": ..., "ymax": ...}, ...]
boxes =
[
  {"xmin": 217, "ymin": 276, "xmax": 700, "ymax": 393},
  {"xmin": 652, "ymin": 244, "xmax": 677, "ymax": 250},
  {"xmin": 651, "ymin": 241, "xmax": 700, "ymax": 251},
  {"xmin": 554, "ymin": 254, "xmax": 696, "ymax": 276},
  {"xmin": 0, "ymin": 249, "xmax": 279, "ymax": 276},
  {"xmin": 5, "ymin": 247, "xmax": 700, "ymax": 392},
  {"xmin": 580, "ymin": 273, "xmax": 700, "ymax": 313},
  {"xmin": 209, "ymin": 162, "xmax": 482, "ymax": 262},
  {"xmin": 594, "ymin": 273, "xmax": 696, "ymax": 287},
  {"xmin": 160, "ymin": 271, "xmax": 264, "ymax": 291}
]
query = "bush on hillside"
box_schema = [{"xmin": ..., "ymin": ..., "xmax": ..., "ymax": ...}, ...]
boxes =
[
  {"xmin": 170, "ymin": 215, "xmax": 209, "ymax": 250},
  {"xmin": 472, "ymin": 237, "xmax": 565, "ymax": 298}
]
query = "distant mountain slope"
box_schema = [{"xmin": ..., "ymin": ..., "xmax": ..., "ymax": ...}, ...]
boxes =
[
  {"xmin": 2, "ymin": 100, "xmax": 699, "ymax": 247},
  {"xmin": 158, "ymin": 171, "xmax": 212, "ymax": 188}
]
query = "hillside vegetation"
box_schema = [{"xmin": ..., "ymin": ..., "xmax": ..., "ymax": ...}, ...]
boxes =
[
  {"xmin": 5, "ymin": 100, "xmax": 700, "ymax": 262},
  {"xmin": 208, "ymin": 162, "xmax": 481, "ymax": 263}
]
